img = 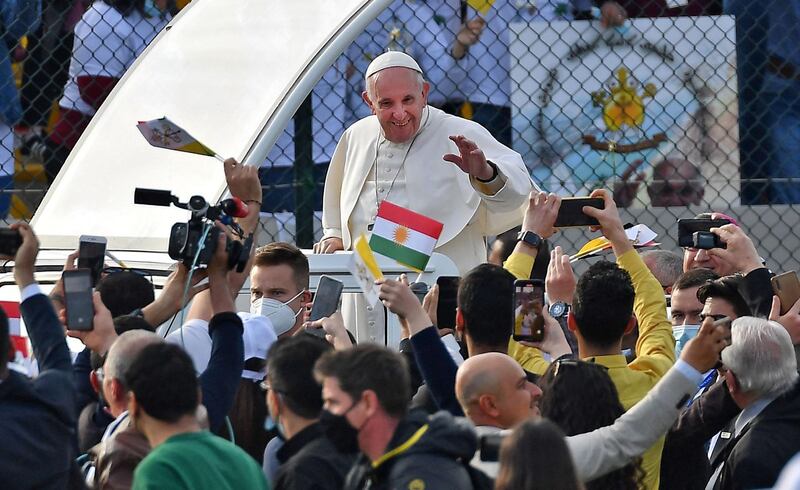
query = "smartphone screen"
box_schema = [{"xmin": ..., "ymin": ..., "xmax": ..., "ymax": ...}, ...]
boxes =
[
  {"xmin": 78, "ymin": 235, "xmax": 107, "ymax": 287},
  {"xmin": 436, "ymin": 276, "xmax": 460, "ymax": 330},
  {"xmin": 554, "ymin": 197, "xmax": 604, "ymax": 228},
  {"xmin": 676, "ymin": 219, "xmax": 730, "ymax": 248},
  {"xmin": 63, "ymin": 269, "xmax": 94, "ymax": 331},
  {"xmin": 513, "ymin": 280, "xmax": 545, "ymax": 342},
  {"xmin": 309, "ymin": 276, "xmax": 344, "ymax": 322}
]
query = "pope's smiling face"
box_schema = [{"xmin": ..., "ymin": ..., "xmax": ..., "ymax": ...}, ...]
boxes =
[{"xmin": 363, "ymin": 67, "xmax": 429, "ymax": 144}]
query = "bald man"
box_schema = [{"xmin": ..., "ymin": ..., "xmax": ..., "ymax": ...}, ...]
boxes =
[{"xmin": 454, "ymin": 327, "xmax": 727, "ymax": 482}]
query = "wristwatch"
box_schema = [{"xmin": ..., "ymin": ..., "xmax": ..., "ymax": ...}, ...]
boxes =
[
  {"xmin": 516, "ymin": 230, "xmax": 543, "ymax": 248},
  {"xmin": 549, "ymin": 301, "xmax": 571, "ymax": 319}
]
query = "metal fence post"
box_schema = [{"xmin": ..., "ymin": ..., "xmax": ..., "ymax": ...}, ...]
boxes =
[{"xmin": 294, "ymin": 94, "xmax": 315, "ymax": 248}]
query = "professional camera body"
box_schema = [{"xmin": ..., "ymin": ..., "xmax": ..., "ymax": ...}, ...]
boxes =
[{"xmin": 135, "ymin": 188, "xmax": 253, "ymax": 271}]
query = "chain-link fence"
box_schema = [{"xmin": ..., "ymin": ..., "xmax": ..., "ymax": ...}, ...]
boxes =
[{"xmin": 4, "ymin": 0, "xmax": 800, "ymax": 270}]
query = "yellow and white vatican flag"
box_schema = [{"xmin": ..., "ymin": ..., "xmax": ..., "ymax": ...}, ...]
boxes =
[
  {"xmin": 348, "ymin": 234, "xmax": 384, "ymax": 307},
  {"xmin": 137, "ymin": 117, "xmax": 223, "ymax": 161}
]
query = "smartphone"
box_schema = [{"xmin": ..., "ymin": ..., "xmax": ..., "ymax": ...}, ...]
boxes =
[
  {"xmin": 63, "ymin": 269, "xmax": 94, "ymax": 331},
  {"xmin": 554, "ymin": 197, "xmax": 604, "ymax": 228},
  {"xmin": 772, "ymin": 271, "xmax": 800, "ymax": 315},
  {"xmin": 436, "ymin": 276, "xmax": 460, "ymax": 330},
  {"xmin": 78, "ymin": 235, "xmax": 107, "ymax": 287},
  {"xmin": 309, "ymin": 275, "xmax": 344, "ymax": 322},
  {"xmin": 0, "ymin": 228, "xmax": 22, "ymax": 256},
  {"xmin": 677, "ymin": 219, "xmax": 730, "ymax": 248},
  {"xmin": 513, "ymin": 279, "xmax": 545, "ymax": 342}
]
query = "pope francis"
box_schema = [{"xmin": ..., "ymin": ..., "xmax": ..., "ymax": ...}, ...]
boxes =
[{"xmin": 315, "ymin": 51, "xmax": 534, "ymax": 343}]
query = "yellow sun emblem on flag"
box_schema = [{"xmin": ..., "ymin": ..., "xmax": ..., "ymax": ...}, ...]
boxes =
[{"xmin": 392, "ymin": 226, "xmax": 410, "ymax": 246}]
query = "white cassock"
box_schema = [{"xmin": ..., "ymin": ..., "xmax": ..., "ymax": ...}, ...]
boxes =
[{"xmin": 322, "ymin": 105, "xmax": 535, "ymax": 343}]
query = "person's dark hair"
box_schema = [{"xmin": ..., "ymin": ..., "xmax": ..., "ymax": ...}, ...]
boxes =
[
  {"xmin": 492, "ymin": 228, "xmax": 550, "ymax": 280},
  {"xmin": 97, "ymin": 271, "xmax": 155, "ymax": 318},
  {"xmin": 540, "ymin": 360, "xmax": 644, "ymax": 490},
  {"xmin": 572, "ymin": 261, "xmax": 635, "ymax": 347},
  {"xmin": 530, "ymin": 238, "xmax": 551, "ymax": 282},
  {"xmin": 495, "ymin": 419, "xmax": 581, "ymax": 490},
  {"xmin": 696, "ymin": 275, "xmax": 751, "ymax": 317},
  {"xmin": 672, "ymin": 268, "xmax": 720, "ymax": 292},
  {"xmin": 113, "ymin": 315, "xmax": 155, "ymax": 335},
  {"xmin": 314, "ymin": 344, "xmax": 410, "ymax": 418},
  {"xmin": 106, "ymin": 0, "xmax": 146, "ymax": 16},
  {"xmin": 268, "ymin": 334, "xmax": 332, "ymax": 419},
  {"xmin": 253, "ymin": 242, "xmax": 310, "ymax": 290},
  {"xmin": 126, "ymin": 343, "xmax": 198, "ymax": 423},
  {"xmin": 0, "ymin": 306, "xmax": 8, "ymax": 373},
  {"xmin": 458, "ymin": 264, "xmax": 516, "ymax": 348}
]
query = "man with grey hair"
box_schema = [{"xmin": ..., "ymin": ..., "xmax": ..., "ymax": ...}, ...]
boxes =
[
  {"xmin": 707, "ymin": 316, "xmax": 800, "ymax": 490},
  {"xmin": 87, "ymin": 330, "xmax": 162, "ymax": 489},
  {"xmin": 316, "ymin": 50, "xmax": 532, "ymax": 343},
  {"xmin": 641, "ymin": 249, "xmax": 684, "ymax": 294}
]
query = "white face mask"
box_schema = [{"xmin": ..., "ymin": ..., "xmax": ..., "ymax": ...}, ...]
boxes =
[
  {"xmin": 672, "ymin": 324, "xmax": 701, "ymax": 358},
  {"xmin": 251, "ymin": 290, "xmax": 304, "ymax": 336}
]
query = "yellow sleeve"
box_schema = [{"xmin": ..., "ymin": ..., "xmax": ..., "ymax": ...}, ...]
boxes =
[
  {"xmin": 617, "ymin": 249, "xmax": 676, "ymax": 381},
  {"xmin": 508, "ymin": 337, "xmax": 550, "ymax": 375},
  {"xmin": 503, "ymin": 251, "xmax": 550, "ymax": 374},
  {"xmin": 503, "ymin": 251, "xmax": 534, "ymax": 280}
]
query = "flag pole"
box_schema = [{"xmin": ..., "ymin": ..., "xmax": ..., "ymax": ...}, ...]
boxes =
[
  {"xmin": 212, "ymin": 153, "xmax": 225, "ymax": 162},
  {"xmin": 415, "ymin": 271, "xmax": 424, "ymax": 283}
]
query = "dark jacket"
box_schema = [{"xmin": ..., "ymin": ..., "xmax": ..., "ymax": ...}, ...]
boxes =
[
  {"xmin": 737, "ymin": 267, "xmax": 775, "ymax": 318},
  {"xmin": 274, "ymin": 422, "xmax": 356, "ymax": 490},
  {"xmin": 0, "ymin": 293, "xmax": 77, "ymax": 489},
  {"xmin": 712, "ymin": 380, "xmax": 800, "ymax": 490},
  {"xmin": 343, "ymin": 410, "xmax": 477, "ymax": 490},
  {"xmin": 89, "ymin": 414, "xmax": 150, "ymax": 490},
  {"xmin": 659, "ymin": 377, "xmax": 741, "ymax": 490}
]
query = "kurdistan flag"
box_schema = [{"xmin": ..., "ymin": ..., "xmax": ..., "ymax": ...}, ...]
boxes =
[
  {"xmin": 369, "ymin": 201, "xmax": 443, "ymax": 272},
  {"xmin": 136, "ymin": 117, "xmax": 218, "ymax": 157}
]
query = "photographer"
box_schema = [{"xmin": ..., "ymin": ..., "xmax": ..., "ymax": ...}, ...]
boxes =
[{"xmin": 0, "ymin": 223, "xmax": 80, "ymax": 488}]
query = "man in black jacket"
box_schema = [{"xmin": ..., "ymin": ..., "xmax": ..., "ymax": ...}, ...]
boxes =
[
  {"xmin": 266, "ymin": 332, "xmax": 356, "ymax": 490},
  {"xmin": 708, "ymin": 316, "xmax": 800, "ymax": 490},
  {"xmin": 314, "ymin": 344, "xmax": 477, "ymax": 490},
  {"xmin": 0, "ymin": 223, "xmax": 78, "ymax": 489}
]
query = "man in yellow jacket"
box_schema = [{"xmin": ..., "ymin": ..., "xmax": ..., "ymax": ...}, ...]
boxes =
[{"xmin": 506, "ymin": 189, "xmax": 675, "ymax": 490}]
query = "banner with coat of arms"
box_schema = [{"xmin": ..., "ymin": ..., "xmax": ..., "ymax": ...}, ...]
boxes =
[{"xmin": 509, "ymin": 16, "xmax": 738, "ymax": 209}]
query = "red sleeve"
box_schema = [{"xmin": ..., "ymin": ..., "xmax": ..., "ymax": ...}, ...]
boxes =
[{"xmin": 77, "ymin": 75, "xmax": 118, "ymax": 110}]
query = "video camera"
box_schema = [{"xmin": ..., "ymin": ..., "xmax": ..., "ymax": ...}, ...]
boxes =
[{"xmin": 134, "ymin": 188, "xmax": 253, "ymax": 271}]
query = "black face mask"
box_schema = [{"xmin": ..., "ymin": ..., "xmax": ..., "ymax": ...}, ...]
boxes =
[{"xmin": 319, "ymin": 407, "xmax": 360, "ymax": 454}]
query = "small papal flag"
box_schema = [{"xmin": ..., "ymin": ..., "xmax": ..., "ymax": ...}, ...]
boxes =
[
  {"xmin": 369, "ymin": 201, "xmax": 443, "ymax": 272},
  {"xmin": 136, "ymin": 117, "xmax": 222, "ymax": 160},
  {"xmin": 348, "ymin": 234, "xmax": 384, "ymax": 307}
]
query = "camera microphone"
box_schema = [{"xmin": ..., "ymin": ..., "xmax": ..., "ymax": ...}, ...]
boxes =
[
  {"xmin": 220, "ymin": 197, "xmax": 249, "ymax": 218},
  {"xmin": 135, "ymin": 188, "xmax": 174, "ymax": 207}
]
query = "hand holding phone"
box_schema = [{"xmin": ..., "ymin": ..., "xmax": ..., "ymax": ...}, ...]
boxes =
[
  {"xmin": 677, "ymin": 219, "xmax": 729, "ymax": 248},
  {"xmin": 772, "ymin": 271, "xmax": 800, "ymax": 316},
  {"xmin": 513, "ymin": 279, "xmax": 545, "ymax": 342},
  {"xmin": 63, "ymin": 269, "xmax": 95, "ymax": 331}
]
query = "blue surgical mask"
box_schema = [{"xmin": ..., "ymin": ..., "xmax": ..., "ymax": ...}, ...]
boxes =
[
  {"xmin": 673, "ymin": 324, "xmax": 701, "ymax": 357},
  {"xmin": 251, "ymin": 290, "xmax": 304, "ymax": 336}
]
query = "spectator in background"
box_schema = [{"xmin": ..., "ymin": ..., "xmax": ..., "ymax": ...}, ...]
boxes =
[
  {"xmin": 266, "ymin": 333, "xmax": 356, "ymax": 490},
  {"xmin": 681, "ymin": 212, "xmax": 739, "ymax": 276},
  {"xmin": 128, "ymin": 343, "xmax": 267, "ymax": 490},
  {"xmin": 669, "ymin": 268, "xmax": 719, "ymax": 356},
  {"xmin": 697, "ymin": 275, "xmax": 752, "ymax": 322},
  {"xmin": 495, "ymin": 419, "xmax": 582, "ymax": 490},
  {"xmin": 641, "ymin": 249, "xmax": 684, "ymax": 294},
  {"xmin": 314, "ymin": 344, "xmax": 477, "ymax": 490},
  {"xmin": 709, "ymin": 317, "xmax": 800, "ymax": 489},
  {"xmin": 28, "ymin": 0, "xmax": 169, "ymax": 183},
  {"xmin": 0, "ymin": 222, "xmax": 78, "ymax": 489},
  {"xmin": 591, "ymin": 0, "xmax": 720, "ymax": 20},
  {"xmin": 0, "ymin": 0, "xmax": 40, "ymax": 219}
]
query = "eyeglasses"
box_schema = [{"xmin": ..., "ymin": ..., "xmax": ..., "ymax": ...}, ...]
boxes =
[{"xmin": 259, "ymin": 379, "xmax": 286, "ymax": 395}]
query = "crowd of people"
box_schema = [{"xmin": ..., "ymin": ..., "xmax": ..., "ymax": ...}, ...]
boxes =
[
  {"xmin": 2, "ymin": 0, "xmax": 799, "ymax": 221},
  {"xmin": 2, "ymin": 0, "xmax": 800, "ymax": 489}
]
